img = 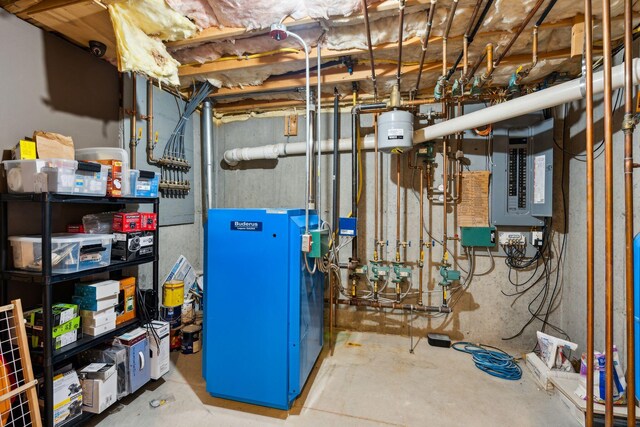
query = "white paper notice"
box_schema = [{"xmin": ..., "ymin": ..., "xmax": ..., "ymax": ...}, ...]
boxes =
[{"xmin": 533, "ymin": 155, "xmax": 546, "ymax": 204}]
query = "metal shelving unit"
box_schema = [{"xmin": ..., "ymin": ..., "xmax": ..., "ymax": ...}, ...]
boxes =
[{"xmin": 0, "ymin": 193, "xmax": 159, "ymax": 427}]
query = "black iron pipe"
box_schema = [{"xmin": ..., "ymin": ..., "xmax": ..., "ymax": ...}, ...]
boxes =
[
  {"xmin": 361, "ymin": 0, "xmax": 378, "ymax": 100},
  {"xmin": 493, "ymin": 0, "xmax": 545, "ymax": 67},
  {"xmin": 535, "ymin": 0, "xmax": 558, "ymax": 27},
  {"xmin": 445, "ymin": 0, "xmax": 495, "ymax": 81},
  {"xmin": 351, "ymin": 112, "xmax": 358, "ymax": 260},
  {"xmin": 336, "ymin": 298, "xmax": 452, "ymax": 313},
  {"xmin": 415, "ymin": 0, "xmax": 437, "ymax": 94},
  {"xmin": 351, "ymin": 103, "xmax": 387, "ymax": 261},
  {"xmin": 396, "ymin": 0, "xmax": 406, "ymax": 88},
  {"xmin": 332, "ymin": 89, "xmax": 340, "ymax": 234}
]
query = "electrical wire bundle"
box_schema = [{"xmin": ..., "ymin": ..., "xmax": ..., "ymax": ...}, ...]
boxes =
[
  {"xmin": 452, "ymin": 342, "xmax": 522, "ymax": 381},
  {"xmin": 161, "ymin": 81, "xmax": 214, "ymax": 195}
]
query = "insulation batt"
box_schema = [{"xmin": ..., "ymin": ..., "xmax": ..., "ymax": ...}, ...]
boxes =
[
  {"xmin": 165, "ymin": 0, "xmax": 218, "ymax": 29},
  {"xmin": 171, "ymin": 26, "xmax": 324, "ymax": 65},
  {"xmin": 166, "ymin": 0, "xmax": 374, "ymax": 30},
  {"xmin": 108, "ymin": 2, "xmax": 182, "ymax": 86},
  {"xmin": 112, "ymin": 0, "xmax": 197, "ymax": 42}
]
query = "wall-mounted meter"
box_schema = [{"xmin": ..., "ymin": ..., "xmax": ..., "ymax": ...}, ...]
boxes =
[{"xmin": 490, "ymin": 117, "xmax": 553, "ymax": 226}]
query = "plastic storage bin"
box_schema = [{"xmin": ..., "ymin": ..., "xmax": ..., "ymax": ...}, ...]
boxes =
[
  {"xmin": 73, "ymin": 162, "xmax": 108, "ymax": 196},
  {"xmin": 75, "ymin": 148, "xmax": 130, "ymax": 197},
  {"xmin": 42, "ymin": 159, "xmax": 77, "ymax": 194},
  {"xmin": 8, "ymin": 233, "xmax": 114, "ymax": 274},
  {"xmin": 129, "ymin": 170, "xmax": 159, "ymax": 198},
  {"xmin": 4, "ymin": 159, "xmax": 78, "ymax": 194}
]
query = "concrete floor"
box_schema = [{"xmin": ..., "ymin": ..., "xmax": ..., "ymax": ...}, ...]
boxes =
[{"xmin": 88, "ymin": 331, "xmax": 580, "ymax": 426}]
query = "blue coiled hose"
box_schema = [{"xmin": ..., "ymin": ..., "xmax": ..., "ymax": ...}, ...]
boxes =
[{"xmin": 452, "ymin": 342, "xmax": 523, "ymax": 381}]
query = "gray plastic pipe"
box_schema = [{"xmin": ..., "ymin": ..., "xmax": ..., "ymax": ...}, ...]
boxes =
[{"xmin": 414, "ymin": 59, "xmax": 640, "ymax": 143}]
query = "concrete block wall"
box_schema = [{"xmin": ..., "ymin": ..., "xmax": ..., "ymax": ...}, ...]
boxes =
[
  {"xmin": 214, "ymin": 108, "xmax": 565, "ymax": 350},
  {"xmin": 0, "ymin": 10, "xmax": 203, "ymax": 300}
]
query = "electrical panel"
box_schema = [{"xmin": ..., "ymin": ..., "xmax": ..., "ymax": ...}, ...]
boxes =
[{"xmin": 490, "ymin": 117, "xmax": 553, "ymax": 226}]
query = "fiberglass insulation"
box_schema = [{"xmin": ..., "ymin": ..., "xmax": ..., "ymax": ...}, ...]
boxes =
[
  {"xmin": 165, "ymin": 0, "xmax": 376, "ymax": 30},
  {"xmin": 108, "ymin": 0, "xmax": 198, "ymax": 86}
]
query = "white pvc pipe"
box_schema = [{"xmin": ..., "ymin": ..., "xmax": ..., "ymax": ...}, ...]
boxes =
[
  {"xmin": 414, "ymin": 58, "xmax": 640, "ymax": 143},
  {"xmin": 223, "ymin": 134, "xmax": 375, "ymax": 165}
]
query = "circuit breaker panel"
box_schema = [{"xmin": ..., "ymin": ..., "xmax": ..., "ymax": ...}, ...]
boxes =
[{"xmin": 491, "ymin": 117, "xmax": 553, "ymax": 226}]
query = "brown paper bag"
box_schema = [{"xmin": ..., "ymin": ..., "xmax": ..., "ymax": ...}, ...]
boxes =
[{"xmin": 33, "ymin": 131, "xmax": 75, "ymax": 160}]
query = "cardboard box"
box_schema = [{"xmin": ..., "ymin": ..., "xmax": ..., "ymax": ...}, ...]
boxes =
[
  {"xmin": 82, "ymin": 318, "xmax": 116, "ymax": 336},
  {"xmin": 80, "ymin": 364, "xmax": 117, "ymax": 414},
  {"xmin": 75, "ymin": 280, "xmax": 119, "ymax": 300},
  {"xmin": 96, "ymin": 160, "xmax": 124, "ymax": 197},
  {"xmin": 24, "ymin": 304, "xmax": 78, "ymax": 328},
  {"xmin": 147, "ymin": 321, "xmax": 170, "ymax": 380},
  {"xmin": 51, "ymin": 368, "xmax": 82, "ymax": 426},
  {"xmin": 116, "ymin": 328, "xmax": 150, "ymax": 394},
  {"xmin": 80, "ymin": 306, "xmax": 114, "ymax": 320},
  {"xmin": 82, "ymin": 309, "xmax": 116, "ymax": 328},
  {"xmin": 113, "ymin": 212, "xmax": 141, "ymax": 232},
  {"xmin": 112, "ymin": 231, "xmax": 154, "ymax": 261},
  {"xmin": 140, "ymin": 212, "xmax": 157, "ymax": 231},
  {"xmin": 26, "ymin": 316, "xmax": 80, "ymax": 339},
  {"xmin": 30, "ymin": 329, "xmax": 78, "ymax": 350},
  {"xmin": 117, "ymin": 277, "xmax": 136, "ymax": 325},
  {"xmin": 73, "ymin": 294, "xmax": 118, "ymax": 312},
  {"xmin": 33, "ymin": 131, "xmax": 74, "ymax": 160},
  {"xmin": 67, "ymin": 224, "xmax": 85, "ymax": 233},
  {"xmin": 11, "ymin": 139, "xmax": 36, "ymax": 160}
]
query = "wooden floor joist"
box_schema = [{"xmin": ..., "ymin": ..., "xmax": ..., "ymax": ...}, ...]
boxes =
[
  {"xmin": 167, "ymin": 0, "xmax": 431, "ymax": 49},
  {"xmin": 211, "ymin": 48, "xmax": 574, "ymax": 98}
]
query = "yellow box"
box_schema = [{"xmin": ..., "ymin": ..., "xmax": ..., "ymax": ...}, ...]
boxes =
[
  {"xmin": 12, "ymin": 140, "xmax": 36, "ymax": 160},
  {"xmin": 117, "ymin": 277, "xmax": 136, "ymax": 325},
  {"xmin": 163, "ymin": 280, "xmax": 184, "ymax": 307}
]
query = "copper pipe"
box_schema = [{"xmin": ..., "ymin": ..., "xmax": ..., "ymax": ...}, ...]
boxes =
[
  {"xmin": 493, "ymin": 0, "xmax": 545, "ymax": 68},
  {"xmin": 361, "ymin": 0, "xmax": 378, "ymax": 100},
  {"xmin": 466, "ymin": 44, "xmax": 493, "ymax": 85},
  {"xmin": 516, "ymin": 27, "xmax": 539, "ymax": 84},
  {"xmin": 463, "ymin": 36, "xmax": 469, "ymax": 79},
  {"xmin": 623, "ymin": 0, "xmax": 636, "ymax": 422},
  {"xmin": 396, "ymin": 154, "xmax": 402, "ymax": 262},
  {"xmin": 602, "ymin": 0, "xmax": 615, "ymax": 423},
  {"xmin": 442, "ymin": 138, "xmax": 448, "ymax": 255},
  {"xmin": 415, "ymin": 0, "xmax": 437, "ymax": 94},
  {"xmin": 145, "ymin": 79, "xmax": 160, "ymax": 165},
  {"xmin": 442, "ymin": 0, "xmax": 459, "ymax": 77},
  {"xmin": 408, "ymin": 152, "xmax": 425, "ymax": 305},
  {"xmin": 481, "ymin": 44, "xmax": 494, "ymax": 81},
  {"xmin": 462, "ymin": 0, "xmax": 483, "ymax": 79},
  {"xmin": 329, "ymin": 261, "xmax": 334, "ymax": 356},
  {"xmin": 129, "ymin": 73, "xmax": 137, "ymax": 169},
  {"xmin": 337, "ymin": 298, "xmax": 451, "ymax": 313},
  {"xmin": 467, "ymin": 50, "xmax": 486, "ymax": 81},
  {"xmin": 585, "ymin": 0, "xmax": 594, "ymax": 422},
  {"xmin": 396, "ymin": 0, "xmax": 406, "ymax": 88}
]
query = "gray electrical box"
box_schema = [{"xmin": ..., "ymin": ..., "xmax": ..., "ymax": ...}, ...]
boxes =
[{"xmin": 490, "ymin": 117, "xmax": 553, "ymax": 226}]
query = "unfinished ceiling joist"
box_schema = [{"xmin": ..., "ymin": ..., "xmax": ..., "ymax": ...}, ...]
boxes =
[
  {"xmin": 167, "ymin": 0, "xmax": 431, "ymax": 49},
  {"xmin": 213, "ymin": 48, "xmax": 574, "ymax": 97}
]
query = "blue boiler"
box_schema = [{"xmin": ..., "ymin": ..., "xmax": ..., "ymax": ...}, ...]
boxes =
[{"xmin": 203, "ymin": 208, "xmax": 324, "ymax": 409}]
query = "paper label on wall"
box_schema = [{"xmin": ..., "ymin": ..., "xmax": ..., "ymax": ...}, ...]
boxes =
[
  {"xmin": 458, "ymin": 171, "xmax": 491, "ymax": 227},
  {"xmin": 388, "ymin": 129, "xmax": 404, "ymax": 140},
  {"xmin": 533, "ymin": 155, "xmax": 545, "ymax": 204}
]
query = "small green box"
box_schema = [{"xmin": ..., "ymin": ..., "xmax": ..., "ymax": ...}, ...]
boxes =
[
  {"xmin": 460, "ymin": 226, "xmax": 496, "ymax": 247},
  {"xmin": 24, "ymin": 303, "xmax": 78, "ymax": 328},
  {"xmin": 26, "ymin": 316, "xmax": 80, "ymax": 338},
  {"xmin": 310, "ymin": 229, "xmax": 330, "ymax": 258}
]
